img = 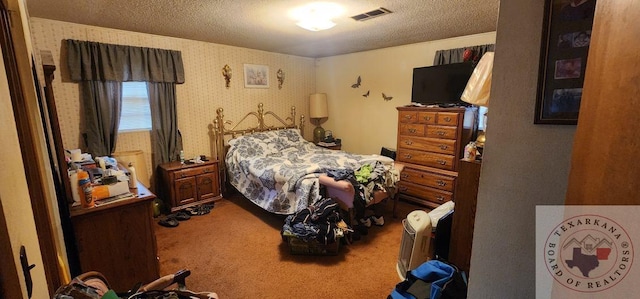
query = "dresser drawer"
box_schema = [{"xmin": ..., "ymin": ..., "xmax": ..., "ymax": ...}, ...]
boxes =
[
  {"xmin": 399, "ymin": 123, "xmax": 425, "ymax": 137},
  {"xmin": 400, "ymin": 167, "xmax": 455, "ymax": 192},
  {"xmin": 173, "ymin": 165, "xmax": 216, "ymax": 179},
  {"xmin": 436, "ymin": 112, "xmax": 459, "ymax": 126},
  {"xmin": 398, "ymin": 136, "xmax": 456, "ymax": 155},
  {"xmin": 417, "ymin": 112, "xmax": 437, "ymax": 124},
  {"xmin": 399, "ymin": 111, "xmax": 418, "ymax": 123},
  {"xmin": 397, "ymin": 181, "xmax": 453, "ymax": 205},
  {"xmin": 426, "ymin": 125, "xmax": 458, "ymax": 140},
  {"xmin": 397, "ymin": 148, "xmax": 456, "ymax": 170}
]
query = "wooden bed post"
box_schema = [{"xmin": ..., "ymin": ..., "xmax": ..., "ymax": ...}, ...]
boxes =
[{"xmin": 214, "ymin": 108, "xmax": 227, "ymax": 195}]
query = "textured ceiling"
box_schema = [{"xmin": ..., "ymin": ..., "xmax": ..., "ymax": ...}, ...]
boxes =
[{"xmin": 26, "ymin": 0, "xmax": 500, "ymax": 58}]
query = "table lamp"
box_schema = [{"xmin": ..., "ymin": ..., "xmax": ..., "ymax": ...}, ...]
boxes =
[
  {"xmin": 309, "ymin": 93, "xmax": 329, "ymax": 143},
  {"xmin": 461, "ymin": 52, "xmax": 494, "ymax": 149}
]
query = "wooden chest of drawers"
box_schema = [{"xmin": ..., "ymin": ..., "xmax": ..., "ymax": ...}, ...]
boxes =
[
  {"xmin": 70, "ymin": 183, "xmax": 159, "ymax": 292},
  {"xmin": 157, "ymin": 160, "xmax": 222, "ymax": 212},
  {"xmin": 396, "ymin": 106, "xmax": 473, "ymax": 209}
]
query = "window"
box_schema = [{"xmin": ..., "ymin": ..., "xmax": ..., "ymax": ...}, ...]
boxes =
[{"xmin": 119, "ymin": 82, "xmax": 152, "ymax": 132}]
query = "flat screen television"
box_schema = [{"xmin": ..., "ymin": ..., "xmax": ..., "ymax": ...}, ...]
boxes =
[{"xmin": 411, "ymin": 62, "xmax": 475, "ymax": 106}]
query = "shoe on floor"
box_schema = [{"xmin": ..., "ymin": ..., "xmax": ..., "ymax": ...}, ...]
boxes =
[
  {"xmin": 186, "ymin": 204, "xmax": 213, "ymax": 216},
  {"xmin": 359, "ymin": 217, "xmax": 372, "ymax": 228},
  {"xmin": 185, "ymin": 207, "xmax": 199, "ymax": 216},
  {"xmin": 175, "ymin": 211, "xmax": 191, "ymax": 221},
  {"xmin": 370, "ymin": 215, "xmax": 384, "ymax": 226},
  {"xmin": 158, "ymin": 216, "xmax": 179, "ymax": 227},
  {"xmin": 197, "ymin": 204, "xmax": 213, "ymax": 215}
]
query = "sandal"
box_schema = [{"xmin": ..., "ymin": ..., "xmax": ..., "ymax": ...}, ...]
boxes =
[
  {"xmin": 186, "ymin": 203, "xmax": 214, "ymax": 216},
  {"xmin": 185, "ymin": 207, "xmax": 199, "ymax": 216},
  {"xmin": 198, "ymin": 203, "xmax": 214, "ymax": 215},
  {"xmin": 175, "ymin": 211, "xmax": 191, "ymax": 221},
  {"xmin": 158, "ymin": 215, "xmax": 179, "ymax": 227},
  {"xmin": 194, "ymin": 206, "xmax": 209, "ymax": 215}
]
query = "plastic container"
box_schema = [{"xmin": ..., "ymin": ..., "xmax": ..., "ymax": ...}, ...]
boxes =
[
  {"xmin": 83, "ymin": 186, "xmax": 95, "ymax": 208},
  {"xmin": 282, "ymin": 231, "xmax": 341, "ymax": 255},
  {"xmin": 77, "ymin": 170, "xmax": 92, "ymax": 207},
  {"xmin": 69, "ymin": 170, "xmax": 80, "ymax": 206},
  {"xmin": 127, "ymin": 162, "xmax": 138, "ymax": 189}
]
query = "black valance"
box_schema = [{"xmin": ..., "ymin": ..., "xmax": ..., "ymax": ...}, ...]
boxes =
[{"xmin": 66, "ymin": 39, "xmax": 185, "ymax": 83}]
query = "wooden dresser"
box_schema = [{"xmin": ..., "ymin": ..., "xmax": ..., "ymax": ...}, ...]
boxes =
[
  {"xmin": 157, "ymin": 160, "xmax": 222, "ymax": 212},
  {"xmin": 395, "ymin": 106, "xmax": 472, "ymax": 209},
  {"xmin": 70, "ymin": 182, "xmax": 159, "ymax": 291}
]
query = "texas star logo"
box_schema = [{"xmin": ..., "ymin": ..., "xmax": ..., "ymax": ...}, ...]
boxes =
[{"xmin": 544, "ymin": 214, "xmax": 634, "ymax": 292}]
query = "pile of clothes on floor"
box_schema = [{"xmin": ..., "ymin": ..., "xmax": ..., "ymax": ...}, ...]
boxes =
[
  {"xmin": 282, "ymin": 160, "xmax": 396, "ymax": 247},
  {"xmin": 281, "ymin": 197, "xmax": 351, "ymax": 245}
]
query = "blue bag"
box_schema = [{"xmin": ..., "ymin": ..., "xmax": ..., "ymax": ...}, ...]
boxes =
[{"xmin": 388, "ymin": 260, "xmax": 467, "ymax": 299}]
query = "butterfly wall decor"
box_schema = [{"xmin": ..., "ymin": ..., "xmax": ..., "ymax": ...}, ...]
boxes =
[
  {"xmin": 362, "ymin": 90, "xmax": 370, "ymax": 98},
  {"xmin": 382, "ymin": 93, "xmax": 393, "ymax": 101},
  {"xmin": 351, "ymin": 76, "xmax": 361, "ymax": 88}
]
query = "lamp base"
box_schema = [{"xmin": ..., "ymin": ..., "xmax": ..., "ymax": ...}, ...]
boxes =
[
  {"xmin": 313, "ymin": 126, "xmax": 325, "ymax": 143},
  {"xmin": 475, "ymin": 130, "xmax": 486, "ymax": 148}
]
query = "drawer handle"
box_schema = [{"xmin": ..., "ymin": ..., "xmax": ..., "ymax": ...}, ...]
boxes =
[
  {"xmin": 404, "ymin": 154, "xmax": 412, "ymax": 159},
  {"xmin": 436, "ymin": 180, "xmax": 447, "ymax": 187},
  {"xmin": 399, "ymin": 186, "xmax": 408, "ymax": 192},
  {"xmin": 436, "ymin": 195, "xmax": 445, "ymax": 201},
  {"xmin": 437, "ymin": 131, "xmax": 446, "ymax": 136},
  {"xmin": 437, "ymin": 159, "xmax": 447, "ymax": 165},
  {"xmin": 439, "ymin": 145, "xmax": 449, "ymax": 150},
  {"xmin": 401, "ymin": 174, "xmax": 409, "ymax": 179},
  {"xmin": 408, "ymin": 128, "xmax": 417, "ymax": 133},
  {"xmin": 444, "ymin": 116, "xmax": 452, "ymax": 122},
  {"xmin": 404, "ymin": 115, "xmax": 412, "ymax": 120},
  {"xmin": 180, "ymin": 173, "xmax": 186, "ymax": 178},
  {"xmin": 423, "ymin": 116, "xmax": 431, "ymax": 121},
  {"xmin": 404, "ymin": 140, "xmax": 413, "ymax": 145}
]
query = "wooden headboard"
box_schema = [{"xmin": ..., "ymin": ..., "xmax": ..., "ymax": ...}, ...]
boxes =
[{"xmin": 213, "ymin": 103, "xmax": 305, "ymax": 194}]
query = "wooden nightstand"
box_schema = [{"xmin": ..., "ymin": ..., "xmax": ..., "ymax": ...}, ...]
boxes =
[
  {"xmin": 316, "ymin": 143, "xmax": 342, "ymax": 150},
  {"xmin": 157, "ymin": 159, "xmax": 222, "ymax": 212}
]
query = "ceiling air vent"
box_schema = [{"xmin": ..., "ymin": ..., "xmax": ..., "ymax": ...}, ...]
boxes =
[{"xmin": 351, "ymin": 7, "xmax": 392, "ymax": 21}]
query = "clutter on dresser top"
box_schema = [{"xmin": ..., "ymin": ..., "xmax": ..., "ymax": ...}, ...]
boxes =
[{"xmin": 67, "ymin": 150, "xmax": 138, "ymax": 208}]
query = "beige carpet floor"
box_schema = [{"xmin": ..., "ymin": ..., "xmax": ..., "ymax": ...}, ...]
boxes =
[{"xmin": 154, "ymin": 194, "xmax": 420, "ymax": 299}]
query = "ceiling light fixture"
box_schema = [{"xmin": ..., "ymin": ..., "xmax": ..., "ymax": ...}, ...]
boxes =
[{"xmin": 289, "ymin": 2, "xmax": 344, "ymax": 32}]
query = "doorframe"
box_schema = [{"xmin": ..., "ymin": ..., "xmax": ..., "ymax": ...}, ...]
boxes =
[{"xmin": 1, "ymin": 1, "xmax": 62, "ymax": 296}]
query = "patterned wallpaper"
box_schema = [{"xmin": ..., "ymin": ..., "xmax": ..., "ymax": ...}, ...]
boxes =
[{"xmin": 29, "ymin": 18, "xmax": 315, "ymax": 182}]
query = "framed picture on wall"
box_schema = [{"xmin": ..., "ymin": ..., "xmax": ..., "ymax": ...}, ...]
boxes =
[
  {"xmin": 535, "ymin": 0, "xmax": 597, "ymax": 124},
  {"xmin": 243, "ymin": 64, "xmax": 270, "ymax": 88}
]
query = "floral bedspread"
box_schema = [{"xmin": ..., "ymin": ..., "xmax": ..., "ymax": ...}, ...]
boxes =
[{"xmin": 225, "ymin": 129, "xmax": 392, "ymax": 214}]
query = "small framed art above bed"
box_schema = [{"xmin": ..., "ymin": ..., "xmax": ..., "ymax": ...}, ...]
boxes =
[{"xmin": 213, "ymin": 103, "xmax": 400, "ymax": 216}]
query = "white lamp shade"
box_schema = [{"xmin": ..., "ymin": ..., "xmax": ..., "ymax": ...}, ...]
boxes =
[
  {"xmin": 461, "ymin": 52, "xmax": 494, "ymax": 107},
  {"xmin": 309, "ymin": 93, "xmax": 328, "ymax": 118}
]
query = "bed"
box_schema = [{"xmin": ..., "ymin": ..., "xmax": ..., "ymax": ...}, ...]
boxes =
[{"xmin": 213, "ymin": 103, "xmax": 400, "ymax": 216}]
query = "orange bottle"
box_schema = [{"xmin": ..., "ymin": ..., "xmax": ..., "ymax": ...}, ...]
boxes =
[{"xmin": 77, "ymin": 170, "xmax": 94, "ymax": 208}]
